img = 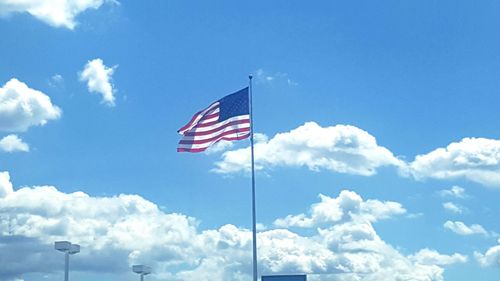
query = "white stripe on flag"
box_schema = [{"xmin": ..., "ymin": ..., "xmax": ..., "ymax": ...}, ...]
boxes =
[{"xmin": 179, "ymin": 121, "xmax": 251, "ymax": 142}]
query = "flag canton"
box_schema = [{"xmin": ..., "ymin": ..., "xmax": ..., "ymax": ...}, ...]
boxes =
[{"xmin": 218, "ymin": 87, "xmax": 249, "ymax": 122}]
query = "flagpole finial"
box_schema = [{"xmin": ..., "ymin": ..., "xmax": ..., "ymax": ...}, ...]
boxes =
[{"xmin": 249, "ymin": 74, "xmax": 253, "ymax": 80}]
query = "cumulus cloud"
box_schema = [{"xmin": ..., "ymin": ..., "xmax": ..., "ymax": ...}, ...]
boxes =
[
  {"xmin": 213, "ymin": 122, "xmax": 404, "ymax": 176},
  {"xmin": 0, "ymin": 0, "xmax": 116, "ymax": 29},
  {"xmin": 205, "ymin": 140, "xmax": 234, "ymax": 155},
  {"xmin": 273, "ymin": 190, "xmax": 406, "ymax": 228},
  {"xmin": 442, "ymin": 202, "xmax": 465, "ymax": 214},
  {"xmin": 213, "ymin": 126, "xmax": 500, "ymax": 189},
  {"xmin": 475, "ymin": 239, "xmax": 500, "ymax": 268},
  {"xmin": 79, "ymin": 58, "xmax": 117, "ymax": 107},
  {"xmin": 0, "ymin": 172, "xmax": 464, "ymax": 281},
  {"xmin": 0, "ymin": 174, "xmax": 200, "ymax": 280},
  {"xmin": 438, "ymin": 185, "xmax": 467, "ymax": 199},
  {"xmin": 0, "ymin": 171, "xmax": 14, "ymax": 198},
  {"xmin": 408, "ymin": 138, "xmax": 500, "ymax": 188},
  {"xmin": 443, "ymin": 221, "xmax": 488, "ymax": 236},
  {"xmin": 0, "ymin": 134, "xmax": 29, "ymax": 153},
  {"xmin": 311, "ymin": 221, "xmax": 464, "ymax": 281},
  {"xmin": 409, "ymin": 248, "xmax": 467, "ymax": 266},
  {"xmin": 0, "ymin": 78, "xmax": 62, "ymax": 132}
]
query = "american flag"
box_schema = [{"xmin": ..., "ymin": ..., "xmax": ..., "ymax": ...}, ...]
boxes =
[{"xmin": 177, "ymin": 87, "xmax": 251, "ymax": 152}]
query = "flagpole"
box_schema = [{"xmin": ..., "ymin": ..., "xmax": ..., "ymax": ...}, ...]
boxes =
[{"xmin": 249, "ymin": 75, "xmax": 258, "ymax": 281}]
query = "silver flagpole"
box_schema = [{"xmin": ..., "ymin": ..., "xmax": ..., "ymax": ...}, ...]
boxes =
[{"xmin": 249, "ymin": 75, "xmax": 258, "ymax": 281}]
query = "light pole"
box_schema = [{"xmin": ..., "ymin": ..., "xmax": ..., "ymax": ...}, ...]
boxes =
[
  {"xmin": 132, "ymin": 265, "xmax": 151, "ymax": 281},
  {"xmin": 54, "ymin": 241, "xmax": 80, "ymax": 281}
]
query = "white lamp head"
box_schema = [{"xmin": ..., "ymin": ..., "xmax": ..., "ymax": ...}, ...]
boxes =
[
  {"xmin": 55, "ymin": 241, "xmax": 80, "ymax": 254},
  {"xmin": 69, "ymin": 244, "xmax": 80, "ymax": 254},
  {"xmin": 132, "ymin": 265, "xmax": 152, "ymax": 275},
  {"xmin": 54, "ymin": 241, "xmax": 71, "ymax": 252}
]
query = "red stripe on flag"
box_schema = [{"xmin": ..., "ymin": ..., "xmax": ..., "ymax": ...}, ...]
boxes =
[
  {"xmin": 177, "ymin": 133, "xmax": 250, "ymax": 152},
  {"xmin": 196, "ymin": 120, "xmax": 219, "ymax": 128},
  {"xmin": 179, "ymin": 127, "xmax": 251, "ymax": 144},
  {"xmin": 182, "ymin": 119, "xmax": 250, "ymax": 137},
  {"xmin": 177, "ymin": 102, "xmax": 219, "ymax": 133},
  {"xmin": 197, "ymin": 112, "xmax": 220, "ymax": 123}
]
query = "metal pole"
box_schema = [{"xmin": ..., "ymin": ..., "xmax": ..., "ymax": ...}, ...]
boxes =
[
  {"xmin": 64, "ymin": 251, "xmax": 69, "ymax": 281},
  {"xmin": 249, "ymin": 75, "xmax": 258, "ymax": 281},
  {"xmin": 140, "ymin": 273, "xmax": 144, "ymax": 281}
]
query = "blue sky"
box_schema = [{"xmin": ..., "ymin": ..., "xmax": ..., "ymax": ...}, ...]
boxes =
[{"xmin": 1, "ymin": 1, "xmax": 500, "ymax": 281}]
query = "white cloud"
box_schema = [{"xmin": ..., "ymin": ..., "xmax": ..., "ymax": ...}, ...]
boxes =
[
  {"xmin": 0, "ymin": 78, "xmax": 62, "ymax": 132},
  {"xmin": 438, "ymin": 185, "xmax": 467, "ymax": 199},
  {"xmin": 253, "ymin": 132, "xmax": 269, "ymax": 144},
  {"xmin": 254, "ymin": 69, "xmax": 298, "ymax": 86},
  {"xmin": 408, "ymin": 138, "xmax": 500, "ymax": 188},
  {"xmin": 213, "ymin": 126, "xmax": 500, "ymax": 189},
  {"xmin": 0, "ymin": 172, "xmax": 464, "ymax": 281},
  {"xmin": 410, "ymin": 248, "xmax": 467, "ymax": 266},
  {"xmin": 256, "ymin": 223, "xmax": 267, "ymax": 231},
  {"xmin": 0, "ymin": 0, "xmax": 116, "ymax": 29},
  {"xmin": 79, "ymin": 58, "xmax": 117, "ymax": 107},
  {"xmin": 443, "ymin": 220, "xmax": 488, "ymax": 236},
  {"xmin": 52, "ymin": 74, "xmax": 63, "ymax": 82},
  {"xmin": 274, "ymin": 190, "xmax": 406, "ymax": 228},
  {"xmin": 0, "ymin": 174, "xmax": 200, "ymax": 280},
  {"xmin": 214, "ymin": 122, "xmax": 404, "ymax": 176},
  {"xmin": 0, "ymin": 134, "xmax": 29, "ymax": 153},
  {"xmin": 204, "ymin": 140, "xmax": 234, "ymax": 155},
  {"xmin": 0, "ymin": 171, "xmax": 14, "ymax": 198},
  {"xmin": 312, "ymin": 221, "xmax": 464, "ymax": 281},
  {"xmin": 442, "ymin": 202, "xmax": 465, "ymax": 214},
  {"xmin": 475, "ymin": 239, "xmax": 500, "ymax": 268},
  {"xmin": 48, "ymin": 74, "xmax": 64, "ymax": 87}
]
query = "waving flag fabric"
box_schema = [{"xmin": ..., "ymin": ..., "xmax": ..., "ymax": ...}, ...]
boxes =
[{"xmin": 177, "ymin": 87, "xmax": 251, "ymax": 152}]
